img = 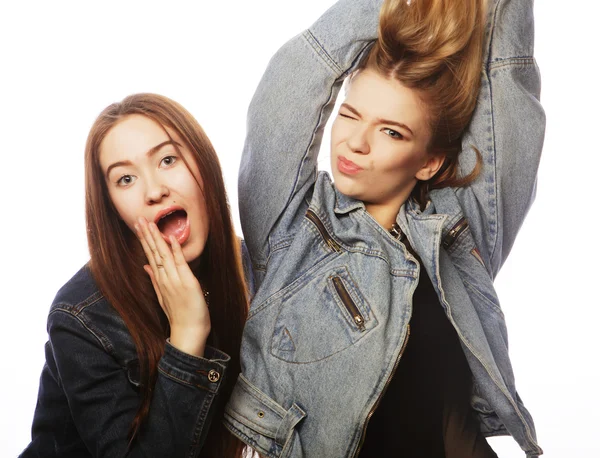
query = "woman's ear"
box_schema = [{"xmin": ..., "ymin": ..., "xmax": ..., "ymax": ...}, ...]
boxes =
[{"xmin": 415, "ymin": 154, "xmax": 445, "ymax": 181}]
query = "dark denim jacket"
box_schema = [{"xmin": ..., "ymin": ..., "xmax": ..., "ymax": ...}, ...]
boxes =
[{"xmin": 20, "ymin": 264, "xmax": 231, "ymax": 458}]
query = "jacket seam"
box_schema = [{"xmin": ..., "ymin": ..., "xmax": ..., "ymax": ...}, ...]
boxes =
[
  {"xmin": 445, "ymin": 309, "xmax": 540, "ymax": 453},
  {"xmin": 266, "ymin": 34, "xmax": 339, "ymax": 262},
  {"xmin": 53, "ymin": 290, "xmax": 105, "ymax": 315},
  {"xmin": 187, "ymin": 388, "xmax": 214, "ymax": 457},
  {"xmin": 248, "ymin": 251, "xmax": 341, "ymax": 320},
  {"xmin": 303, "ymin": 29, "xmax": 342, "ymax": 75},
  {"xmin": 462, "ymin": 280, "xmax": 505, "ymax": 317},
  {"xmin": 50, "ymin": 308, "xmax": 115, "ymax": 356},
  {"xmin": 489, "ymin": 56, "xmax": 536, "ymax": 69},
  {"xmin": 484, "ymin": 0, "xmax": 501, "ymax": 270},
  {"xmin": 224, "ymin": 420, "xmax": 278, "ymax": 458},
  {"xmin": 157, "ymin": 365, "xmax": 212, "ymax": 391}
]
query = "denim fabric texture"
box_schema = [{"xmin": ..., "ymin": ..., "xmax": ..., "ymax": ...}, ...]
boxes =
[
  {"xmin": 20, "ymin": 265, "xmax": 231, "ymax": 457},
  {"xmin": 224, "ymin": 0, "xmax": 545, "ymax": 457}
]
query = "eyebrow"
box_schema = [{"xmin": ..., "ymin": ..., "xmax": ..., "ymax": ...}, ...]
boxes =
[
  {"xmin": 105, "ymin": 140, "xmax": 181, "ymax": 178},
  {"xmin": 340, "ymin": 103, "xmax": 415, "ymax": 136}
]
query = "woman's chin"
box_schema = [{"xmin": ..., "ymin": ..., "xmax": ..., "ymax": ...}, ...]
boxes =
[
  {"xmin": 182, "ymin": 243, "xmax": 204, "ymax": 269},
  {"xmin": 333, "ymin": 176, "xmax": 364, "ymax": 201}
]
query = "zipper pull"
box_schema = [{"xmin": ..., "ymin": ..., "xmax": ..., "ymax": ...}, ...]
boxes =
[
  {"xmin": 389, "ymin": 223, "xmax": 404, "ymax": 241},
  {"xmin": 442, "ymin": 217, "xmax": 469, "ymax": 249}
]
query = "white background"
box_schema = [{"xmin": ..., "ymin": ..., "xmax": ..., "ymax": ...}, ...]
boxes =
[{"xmin": 1, "ymin": 1, "xmax": 598, "ymax": 457}]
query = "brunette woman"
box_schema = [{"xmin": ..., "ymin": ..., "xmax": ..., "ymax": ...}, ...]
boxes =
[
  {"xmin": 21, "ymin": 93, "xmax": 248, "ymax": 458},
  {"xmin": 225, "ymin": 0, "xmax": 544, "ymax": 457}
]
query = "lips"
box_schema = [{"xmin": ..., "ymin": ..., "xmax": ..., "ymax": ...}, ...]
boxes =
[
  {"xmin": 154, "ymin": 206, "xmax": 191, "ymax": 245},
  {"xmin": 337, "ymin": 156, "xmax": 363, "ymax": 175}
]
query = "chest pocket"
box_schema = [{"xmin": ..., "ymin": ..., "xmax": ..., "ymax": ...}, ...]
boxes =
[{"xmin": 271, "ymin": 265, "xmax": 377, "ymax": 363}]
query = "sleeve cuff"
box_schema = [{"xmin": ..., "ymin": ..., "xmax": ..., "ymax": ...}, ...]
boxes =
[{"xmin": 158, "ymin": 342, "xmax": 231, "ymax": 392}]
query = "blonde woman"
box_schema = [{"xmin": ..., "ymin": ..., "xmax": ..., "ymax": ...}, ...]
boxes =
[{"xmin": 225, "ymin": 0, "xmax": 544, "ymax": 456}]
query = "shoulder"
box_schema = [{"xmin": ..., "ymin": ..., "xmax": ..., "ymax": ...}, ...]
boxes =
[
  {"xmin": 47, "ymin": 264, "xmax": 134, "ymax": 359},
  {"xmin": 51, "ymin": 264, "xmax": 104, "ymax": 314}
]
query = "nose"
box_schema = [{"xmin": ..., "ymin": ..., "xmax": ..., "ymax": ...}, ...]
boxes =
[
  {"xmin": 346, "ymin": 124, "xmax": 370, "ymax": 155},
  {"xmin": 145, "ymin": 175, "xmax": 169, "ymax": 204}
]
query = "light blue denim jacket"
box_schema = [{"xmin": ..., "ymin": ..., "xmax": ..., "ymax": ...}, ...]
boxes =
[{"xmin": 224, "ymin": 0, "xmax": 545, "ymax": 457}]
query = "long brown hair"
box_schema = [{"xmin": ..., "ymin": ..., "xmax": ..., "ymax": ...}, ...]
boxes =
[
  {"xmin": 362, "ymin": 0, "xmax": 487, "ymax": 207},
  {"xmin": 84, "ymin": 93, "xmax": 247, "ymax": 457}
]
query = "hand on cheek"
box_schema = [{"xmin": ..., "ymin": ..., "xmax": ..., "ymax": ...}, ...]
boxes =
[{"xmin": 134, "ymin": 217, "xmax": 210, "ymax": 357}]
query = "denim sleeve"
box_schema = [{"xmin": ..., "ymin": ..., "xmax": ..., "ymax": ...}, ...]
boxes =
[
  {"xmin": 457, "ymin": 0, "xmax": 545, "ymax": 276},
  {"xmin": 238, "ymin": 0, "xmax": 382, "ymax": 265},
  {"xmin": 22, "ymin": 309, "xmax": 229, "ymax": 458}
]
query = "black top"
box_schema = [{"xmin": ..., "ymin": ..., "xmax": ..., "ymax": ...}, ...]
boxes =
[{"xmin": 357, "ymin": 268, "xmax": 494, "ymax": 458}]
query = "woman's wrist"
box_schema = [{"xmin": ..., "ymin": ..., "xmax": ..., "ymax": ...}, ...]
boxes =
[{"xmin": 169, "ymin": 324, "xmax": 211, "ymax": 358}]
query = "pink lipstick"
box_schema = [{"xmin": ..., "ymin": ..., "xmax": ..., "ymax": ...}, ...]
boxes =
[{"xmin": 337, "ymin": 156, "xmax": 363, "ymax": 175}]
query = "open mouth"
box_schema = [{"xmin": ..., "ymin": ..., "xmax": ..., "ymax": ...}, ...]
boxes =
[{"xmin": 156, "ymin": 209, "xmax": 190, "ymax": 244}]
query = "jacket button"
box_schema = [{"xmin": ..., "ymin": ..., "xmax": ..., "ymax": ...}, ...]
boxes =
[{"xmin": 207, "ymin": 369, "xmax": 220, "ymax": 383}]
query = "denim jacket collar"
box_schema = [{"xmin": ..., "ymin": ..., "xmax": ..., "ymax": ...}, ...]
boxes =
[{"xmin": 332, "ymin": 185, "xmax": 365, "ymax": 215}]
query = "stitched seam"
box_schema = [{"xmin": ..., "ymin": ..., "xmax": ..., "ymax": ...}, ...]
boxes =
[
  {"xmin": 445, "ymin": 309, "xmax": 540, "ymax": 453},
  {"xmin": 490, "ymin": 58, "xmax": 536, "ymax": 70},
  {"xmin": 463, "ymin": 280, "xmax": 505, "ymax": 317},
  {"xmin": 445, "ymin": 228, "xmax": 471, "ymax": 255},
  {"xmin": 272, "ymin": 34, "xmax": 340, "ymax": 263},
  {"xmin": 53, "ymin": 290, "xmax": 104, "ymax": 315},
  {"xmin": 224, "ymin": 420, "xmax": 279, "ymax": 458},
  {"xmin": 157, "ymin": 366, "xmax": 211, "ymax": 391},
  {"xmin": 188, "ymin": 392, "xmax": 213, "ymax": 455},
  {"xmin": 434, "ymin": 208, "xmax": 540, "ymax": 453},
  {"xmin": 484, "ymin": 0, "xmax": 501, "ymax": 270},
  {"xmin": 226, "ymin": 408, "xmax": 278, "ymax": 438},
  {"xmin": 50, "ymin": 309, "xmax": 115, "ymax": 355},
  {"xmin": 303, "ymin": 30, "xmax": 342, "ymax": 74},
  {"xmin": 248, "ymin": 252, "xmax": 338, "ymax": 319}
]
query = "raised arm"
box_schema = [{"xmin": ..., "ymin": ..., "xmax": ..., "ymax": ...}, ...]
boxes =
[
  {"xmin": 239, "ymin": 0, "xmax": 382, "ymax": 266},
  {"xmin": 457, "ymin": 0, "xmax": 545, "ymax": 276},
  {"xmin": 22, "ymin": 310, "xmax": 228, "ymax": 458}
]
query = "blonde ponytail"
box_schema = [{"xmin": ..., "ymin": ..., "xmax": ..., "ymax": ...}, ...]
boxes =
[{"xmin": 362, "ymin": 0, "xmax": 487, "ymax": 206}]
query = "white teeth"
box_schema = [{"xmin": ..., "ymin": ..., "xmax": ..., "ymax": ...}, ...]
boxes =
[{"xmin": 160, "ymin": 210, "xmax": 177, "ymax": 221}]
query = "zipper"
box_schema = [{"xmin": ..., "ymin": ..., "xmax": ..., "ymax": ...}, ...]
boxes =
[
  {"xmin": 306, "ymin": 209, "xmax": 341, "ymax": 252},
  {"xmin": 332, "ymin": 276, "xmax": 366, "ymax": 331},
  {"xmin": 442, "ymin": 217, "xmax": 469, "ymax": 249},
  {"xmin": 352, "ymin": 324, "xmax": 411, "ymax": 457}
]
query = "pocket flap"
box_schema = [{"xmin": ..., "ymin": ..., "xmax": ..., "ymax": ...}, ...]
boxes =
[{"xmin": 225, "ymin": 373, "xmax": 306, "ymax": 449}]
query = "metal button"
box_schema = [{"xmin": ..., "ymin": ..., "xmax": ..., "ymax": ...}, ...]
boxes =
[{"xmin": 207, "ymin": 369, "xmax": 220, "ymax": 383}]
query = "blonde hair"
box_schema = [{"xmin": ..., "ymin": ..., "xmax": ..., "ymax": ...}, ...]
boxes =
[{"xmin": 361, "ymin": 0, "xmax": 487, "ymax": 206}]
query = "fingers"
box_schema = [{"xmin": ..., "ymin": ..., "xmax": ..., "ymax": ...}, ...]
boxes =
[
  {"xmin": 135, "ymin": 218, "xmax": 158, "ymax": 271},
  {"xmin": 136, "ymin": 217, "xmax": 178, "ymax": 282},
  {"xmin": 143, "ymin": 264, "xmax": 164, "ymax": 309},
  {"xmin": 169, "ymin": 235, "xmax": 186, "ymax": 267},
  {"xmin": 169, "ymin": 235, "xmax": 196, "ymax": 283}
]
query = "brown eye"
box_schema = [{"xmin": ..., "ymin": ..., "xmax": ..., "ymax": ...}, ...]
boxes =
[
  {"xmin": 117, "ymin": 175, "xmax": 136, "ymax": 186},
  {"xmin": 160, "ymin": 156, "xmax": 177, "ymax": 167}
]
